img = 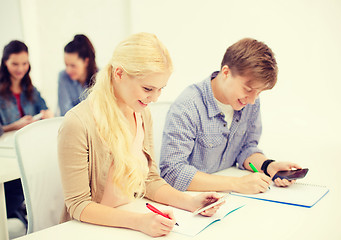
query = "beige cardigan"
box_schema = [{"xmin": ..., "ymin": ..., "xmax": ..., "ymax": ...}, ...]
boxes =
[{"xmin": 57, "ymin": 99, "xmax": 167, "ymax": 222}]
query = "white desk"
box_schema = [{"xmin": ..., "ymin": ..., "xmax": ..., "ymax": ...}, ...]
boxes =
[
  {"xmin": 13, "ymin": 167, "xmax": 341, "ymax": 240},
  {"xmin": 0, "ymin": 157, "xmax": 21, "ymax": 240},
  {"xmin": 0, "ymin": 130, "xmax": 19, "ymax": 240},
  {"xmin": 0, "ymin": 131, "xmax": 16, "ymax": 158}
]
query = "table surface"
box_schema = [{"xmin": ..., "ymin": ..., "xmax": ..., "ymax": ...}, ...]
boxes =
[
  {"xmin": 13, "ymin": 167, "xmax": 341, "ymax": 240},
  {"xmin": 0, "ymin": 131, "xmax": 16, "ymax": 158},
  {"xmin": 0, "ymin": 157, "xmax": 20, "ymax": 183}
]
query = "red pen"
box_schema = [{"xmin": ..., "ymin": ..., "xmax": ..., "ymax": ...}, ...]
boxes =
[{"xmin": 146, "ymin": 203, "xmax": 179, "ymax": 226}]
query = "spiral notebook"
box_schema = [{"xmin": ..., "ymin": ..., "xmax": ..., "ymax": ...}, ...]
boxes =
[
  {"xmin": 164, "ymin": 197, "xmax": 245, "ymax": 236},
  {"xmin": 230, "ymin": 182, "xmax": 329, "ymax": 208}
]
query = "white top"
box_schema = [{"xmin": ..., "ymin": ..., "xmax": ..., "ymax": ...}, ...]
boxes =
[{"xmin": 214, "ymin": 98, "xmax": 234, "ymax": 129}]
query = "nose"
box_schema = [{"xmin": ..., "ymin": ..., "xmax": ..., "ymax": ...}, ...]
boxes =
[
  {"xmin": 18, "ymin": 64, "xmax": 26, "ymax": 73},
  {"xmin": 66, "ymin": 68, "xmax": 71, "ymax": 75},
  {"xmin": 65, "ymin": 66, "xmax": 73, "ymax": 75},
  {"xmin": 149, "ymin": 89, "xmax": 162, "ymax": 103}
]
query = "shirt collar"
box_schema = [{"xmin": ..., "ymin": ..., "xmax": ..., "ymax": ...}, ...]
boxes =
[
  {"xmin": 202, "ymin": 71, "xmax": 223, "ymax": 118},
  {"xmin": 202, "ymin": 71, "xmax": 245, "ymax": 118}
]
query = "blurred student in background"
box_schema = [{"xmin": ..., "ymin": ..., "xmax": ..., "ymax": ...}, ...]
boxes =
[
  {"xmin": 58, "ymin": 32, "xmax": 222, "ymax": 237},
  {"xmin": 0, "ymin": 40, "xmax": 53, "ymax": 223},
  {"xmin": 0, "ymin": 40, "xmax": 53, "ymax": 131},
  {"xmin": 58, "ymin": 34, "xmax": 98, "ymax": 116}
]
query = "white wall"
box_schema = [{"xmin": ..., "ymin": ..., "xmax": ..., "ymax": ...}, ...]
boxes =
[
  {"xmin": 19, "ymin": 0, "xmax": 131, "ymax": 113},
  {"xmin": 130, "ymin": 0, "xmax": 341, "ymax": 179},
  {"xmin": 0, "ymin": 0, "xmax": 23, "ymax": 56},
  {"xmin": 2, "ymin": 0, "xmax": 341, "ymax": 178}
]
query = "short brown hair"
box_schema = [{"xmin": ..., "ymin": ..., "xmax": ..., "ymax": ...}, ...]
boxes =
[{"xmin": 221, "ymin": 38, "xmax": 278, "ymax": 89}]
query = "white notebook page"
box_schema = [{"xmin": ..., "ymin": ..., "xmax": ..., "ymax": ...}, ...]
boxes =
[
  {"xmin": 169, "ymin": 197, "xmax": 244, "ymax": 236},
  {"xmin": 231, "ymin": 182, "xmax": 329, "ymax": 208}
]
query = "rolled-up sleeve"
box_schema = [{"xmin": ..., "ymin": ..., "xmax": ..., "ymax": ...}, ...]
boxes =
[
  {"xmin": 58, "ymin": 112, "xmax": 92, "ymax": 220},
  {"xmin": 159, "ymin": 102, "xmax": 199, "ymax": 191}
]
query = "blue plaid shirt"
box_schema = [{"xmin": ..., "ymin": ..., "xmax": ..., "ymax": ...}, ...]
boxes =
[{"xmin": 159, "ymin": 72, "xmax": 263, "ymax": 191}]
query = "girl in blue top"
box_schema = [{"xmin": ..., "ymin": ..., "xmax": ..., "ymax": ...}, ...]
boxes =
[
  {"xmin": 0, "ymin": 40, "xmax": 53, "ymax": 132},
  {"xmin": 0, "ymin": 40, "xmax": 53, "ymax": 224},
  {"xmin": 58, "ymin": 34, "xmax": 98, "ymax": 116}
]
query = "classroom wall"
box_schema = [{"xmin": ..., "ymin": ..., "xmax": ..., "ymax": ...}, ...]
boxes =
[
  {"xmin": 1, "ymin": 0, "xmax": 341, "ymax": 177},
  {"xmin": 130, "ymin": 0, "xmax": 341, "ymax": 176},
  {"xmin": 18, "ymin": 0, "xmax": 131, "ymax": 113},
  {"xmin": 0, "ymin": 0, "xmax": 23, "ymax": 56}
]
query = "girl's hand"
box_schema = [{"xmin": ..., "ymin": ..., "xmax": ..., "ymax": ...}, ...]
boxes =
[
  {"xmin": 191, "ymin": 192, "xmax": 224, "ymax": 217},
  {"xmin": 40, "ymin": 109, "xmax": 54, "ymax": 119},
  {"xmin": 137, "ymin": 210, "xmax": 176, "ymax": 237},
  {"xmin": 13, "ymin": 115, "xmax": 35, "ymax": 130}
]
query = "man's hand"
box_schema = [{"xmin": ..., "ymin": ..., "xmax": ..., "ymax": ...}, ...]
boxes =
[{"xmin": 267, "ymin": 161, "xmax": 302, "ymax": 187}]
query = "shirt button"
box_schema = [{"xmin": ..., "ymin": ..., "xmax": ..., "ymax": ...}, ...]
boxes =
[{"xmin": 223, "ymin": 124, "xmax": 227, "ymax": 127}]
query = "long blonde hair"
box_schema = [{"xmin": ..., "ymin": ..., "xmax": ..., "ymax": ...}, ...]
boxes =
[{"xmin": 88, "ymin": 32, "xmax": 172, "ymax": 199}]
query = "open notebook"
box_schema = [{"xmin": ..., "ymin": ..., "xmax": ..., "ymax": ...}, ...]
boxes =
[
  {"xmin": 230, "ymin": 182, "xmax": 329, "ymax": 208},
  {"xmin": 166, "ymin": 196, "xmax": 244, "ymax": 236}
]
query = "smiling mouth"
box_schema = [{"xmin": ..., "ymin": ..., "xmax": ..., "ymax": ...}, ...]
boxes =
[
  {"xmin": 138, "ymin": 100, "xmax": 149, "ymax": 106},
  {"xmin": 238, "ymin": 99, "xmax": 247, "ymax": 106}
]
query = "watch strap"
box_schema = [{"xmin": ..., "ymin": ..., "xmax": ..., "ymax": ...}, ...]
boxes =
[{"xmin": 261, "ymin": 159, "xmax": 275, "ymax": 176}]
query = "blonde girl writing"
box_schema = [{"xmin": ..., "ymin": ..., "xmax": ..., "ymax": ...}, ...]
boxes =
[{"xmin": 58, "ymin": 32, "xmax": 222, "ymax": 237}]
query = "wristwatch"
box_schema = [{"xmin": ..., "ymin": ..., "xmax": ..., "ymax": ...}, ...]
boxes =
[{"xmin": 261, "ymin": 159, "xmax": 275, "ymax": 176}]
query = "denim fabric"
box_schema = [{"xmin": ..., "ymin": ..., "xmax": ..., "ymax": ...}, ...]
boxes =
[
  {"xmin": 58, "ymin": 70, "xmax": 88, "ymax": 116},
  {"xmin": 0, "ymin": 87, "xmax": 48, "ymax": 125},
  {"xmin": 159, "ymin": 72, "xmax": 263, "ymax": 191}
]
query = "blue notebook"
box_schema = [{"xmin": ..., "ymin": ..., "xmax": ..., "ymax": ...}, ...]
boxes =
[{"xmin": 230, "ymin": 182, "xmax": 329, "ymax": 208}]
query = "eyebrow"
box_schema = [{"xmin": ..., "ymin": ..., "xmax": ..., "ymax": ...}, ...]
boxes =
[{"xmin": 144, "ymin": 84, "xmax": 167, "ymax": 90}]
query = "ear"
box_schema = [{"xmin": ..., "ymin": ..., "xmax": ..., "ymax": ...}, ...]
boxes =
[
  {"xmin": 221, "ymin": 65, "xmax": 231, "ymax": 78},
  {"xmin": 113, "ymin": 67, "xmax": 124, "ymax": 83},
  {"xmin": 84, "ymin": 57, "xmax": 89, "ymax": 67}
]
